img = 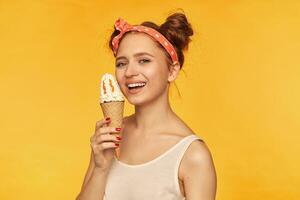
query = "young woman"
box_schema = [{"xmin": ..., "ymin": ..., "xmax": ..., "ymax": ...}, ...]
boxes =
[{"xmin": 77, "ymin": 12, "xmax": 217, "ymax": 200}]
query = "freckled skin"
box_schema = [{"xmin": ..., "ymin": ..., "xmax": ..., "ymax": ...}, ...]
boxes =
[{"xmin": 114, "ymin": 32, "xmax": 171, "ymax": 106}]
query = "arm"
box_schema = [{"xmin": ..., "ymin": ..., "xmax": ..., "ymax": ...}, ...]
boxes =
[
  {"xmin": 76, "ymin": 167, "xmax": 109, "ymax": 200},
  {"xmin": 183, "ymin": 141, "xmax": 217, "ymax": 200},
  {"xmin": 76, "ymin": 116, "xmax": 127, "ymax": 199},
  {"xmin": 80, "ymin": 151, "xmax": 96, "ymax": 191},
  {"xmin": 76, "ymin": 150, "xmax": 108, "ymax": 200}
]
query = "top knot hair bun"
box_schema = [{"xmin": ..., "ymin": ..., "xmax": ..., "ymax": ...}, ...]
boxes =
[
  {"xmin": 160, "ymin": 13, "xmax": 194, "ymax": 51},
  {"xmin": 157, "ymin": 12, "xmax": 194, "ymax": 68}
]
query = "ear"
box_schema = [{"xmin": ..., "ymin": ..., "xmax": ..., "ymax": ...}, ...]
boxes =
[{"xmin": 167, "ymin": 61, "xmax": 180, "ymax": 82}]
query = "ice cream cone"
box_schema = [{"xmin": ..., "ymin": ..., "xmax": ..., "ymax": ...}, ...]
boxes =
[
  {"xmin": 99, "ymin": 73, "xmax": 125, "ymax": 159},
  {"xmin": 100, "ymin": 101, "xmax": 124, "ymax": 128},
  {"xmin": 100, "ymin": 101, "xmax": 124, "ymax": 159}
]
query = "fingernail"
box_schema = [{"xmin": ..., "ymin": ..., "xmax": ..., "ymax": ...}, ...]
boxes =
[
  {"xmin": 115, "ymin": 127, "xmax": 122, "ymax": 131},
  {"xmin": 116, "ymin": 136, "xmax": 122, "ymax": 140},
  {"xmin": 115, "ymin": 143, "xmax": 119, "ymax": 146},
  {"xmin": 106, "ymin": 117, "xmax": 110, "ymax": 121}
]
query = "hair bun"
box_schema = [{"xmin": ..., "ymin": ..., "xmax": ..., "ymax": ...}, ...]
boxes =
[{"xmin": 160, "ymin": 12, "xmax": 194, "ymax": 51}]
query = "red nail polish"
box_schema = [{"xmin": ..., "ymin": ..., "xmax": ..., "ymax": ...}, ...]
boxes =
[
  {"xmin": 115, "ymin": 143, "xmax": 119, "ymax": 146},
  {"xmin": 106, "ymin": 117, "xmax": 110, "ymax": 121},
  {"xmin": 115, "ymin": 127, "xmax": 122, "ymax": 131},
  {"xmin": 116, "ymin": 136, "xmax": 122, "ymax": 140}
]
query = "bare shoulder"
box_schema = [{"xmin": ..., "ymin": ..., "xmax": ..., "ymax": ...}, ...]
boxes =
[
  {"xmin": 181, "ymin": 137, "xmax": 216, "ymax": 177},
  {"xmin": 184, "ymin": 139, "xmax": 214, "ymax": 166},
  {"xmin": 180, "ymin": 137, "xmax": 217, "ymax": 198}
]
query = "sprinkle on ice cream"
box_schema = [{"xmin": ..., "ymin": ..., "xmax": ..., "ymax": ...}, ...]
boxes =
[{"xmin": 100, "ymin": 73, "xmax": 124, "ymax": 103}]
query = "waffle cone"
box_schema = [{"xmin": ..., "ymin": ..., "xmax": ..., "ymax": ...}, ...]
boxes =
[{"xmin": 100, "ymin": 101, "xmax": 124, "ymax": 158}]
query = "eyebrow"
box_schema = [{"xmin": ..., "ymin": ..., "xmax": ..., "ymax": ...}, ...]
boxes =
[{"xmin": 116, "ymin": 52, "xmax": 154, "ymax": 61}]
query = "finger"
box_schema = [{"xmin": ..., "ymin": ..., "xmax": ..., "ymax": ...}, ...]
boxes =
[
  {"xmin": 91, "ymin": 142, "xmax": 118, "ymax": 151},
  {"xmin": 90, "ymin": 127, "xmax": 121, "ymax": 144},
  {"xmin": 95, "ymin": 117, "xmax": 111, "ymax": 130},
  {"xmin": 95, "ymin": 117, "xmax": 111, "ymax": 131},
  {"xmin": 95, "ymin": 126, "xmax": 122, "ymax": 137},
  {"xmin": 95, "ymin": 133, "xmax": 122, "ymax": 144},
  {"xmin": 99, "ymin": 142, "xmax": 119, "ymax": 150}
]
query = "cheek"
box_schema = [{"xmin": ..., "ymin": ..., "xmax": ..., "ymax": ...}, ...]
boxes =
[
  {"xmin": 146, "ymin": 66, "xmax": 169, "ymax": 89},
  {"xmin": 115, "ymin": 70, "xmax": 125, "ymax": 89}
]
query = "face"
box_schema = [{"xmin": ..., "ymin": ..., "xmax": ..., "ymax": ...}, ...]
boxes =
[{"xmin": 114, "ymin": 32, "xmax": 175, "ymax": 106}]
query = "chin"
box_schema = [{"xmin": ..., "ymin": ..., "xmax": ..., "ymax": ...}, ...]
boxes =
[
  {"xmin": 127, "ymin": 96, "xmax": 148, "ymax": 106},
  {"xmin": 128, "ymin": 93, "xmax": 164, "ymax": 107},
  {"xmin": 123, "ymin": 85, "xmax": 165, "ymax": 106}
]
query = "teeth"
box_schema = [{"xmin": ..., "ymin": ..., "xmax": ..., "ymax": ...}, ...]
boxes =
[{"xmin": 127, "ymin": 82, "xmax": 146, "ymax": 88}]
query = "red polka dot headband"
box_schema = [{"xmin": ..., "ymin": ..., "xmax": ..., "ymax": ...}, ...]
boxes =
[{"xmin": 111, "ymin": 18, "xmax": 179, "ymax": 64}]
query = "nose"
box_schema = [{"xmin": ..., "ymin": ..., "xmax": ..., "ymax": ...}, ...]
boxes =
[{"xmin": 124, "ymin": 62, "xmax": 139, "ymax": 78}]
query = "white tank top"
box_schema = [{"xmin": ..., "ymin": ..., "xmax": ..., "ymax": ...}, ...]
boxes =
[{"xmin": 104, "ymin": 134, "xmax": 204, "ymax": 200}]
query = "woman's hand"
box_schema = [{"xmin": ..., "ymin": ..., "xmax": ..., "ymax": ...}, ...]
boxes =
[{"xmin": 90, "ymin": 117, "xmax": 122, "ymax": 171}]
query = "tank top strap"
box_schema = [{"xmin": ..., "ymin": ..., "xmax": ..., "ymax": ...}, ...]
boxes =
[
  {"xmin": 161, "ymin": 134, "xmax": 204, "ymax": 165},
  {"xmin": 164, "ymin": 134, "xmax": 204, "ymax": 198},
  {"xmin": 173, "ymin": 134, "xmax": 204, "ymax": 167}
]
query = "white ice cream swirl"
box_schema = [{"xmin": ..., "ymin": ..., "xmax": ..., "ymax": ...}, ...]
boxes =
[{"xmin": 100, "ymin": 73, "xmax": 124, "ymax": 103}]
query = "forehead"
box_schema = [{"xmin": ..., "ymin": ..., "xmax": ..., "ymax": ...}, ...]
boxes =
[{"xmin": 117, "ymin": 32, "xmax": 162, "ymax": 56}]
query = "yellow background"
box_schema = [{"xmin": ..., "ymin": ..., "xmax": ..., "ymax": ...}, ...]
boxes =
[{"xmin": 1, "ymin": 1, "xmax": 299, "ymax": 199}]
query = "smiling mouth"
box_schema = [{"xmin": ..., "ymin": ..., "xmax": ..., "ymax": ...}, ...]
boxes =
[
  {"xmin": 126, "ymin": 82, "xmax": 147, "ymax": 94},
  {"xmin": 127, "ymin": 82, "xmax": 147, "ymax": 90}
]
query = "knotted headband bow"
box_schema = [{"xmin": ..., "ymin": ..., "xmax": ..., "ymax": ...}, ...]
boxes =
[{"xmin": 111, "ymin": 18, "xmax": 179, "ymax": 64}]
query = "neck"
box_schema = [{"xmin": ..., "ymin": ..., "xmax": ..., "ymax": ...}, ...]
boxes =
[{"xmin": 133, "ymin": 89, "xmax": 175, "ymax": 134}]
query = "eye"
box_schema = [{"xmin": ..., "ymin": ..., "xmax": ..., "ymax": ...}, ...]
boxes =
[
  {"xmin": 115, "ymin": 62, "xmax": 126, "ymax": 68},
  {"xmin": 139, "ymin": 59, "xmax": 151, "ymax": 64}
]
